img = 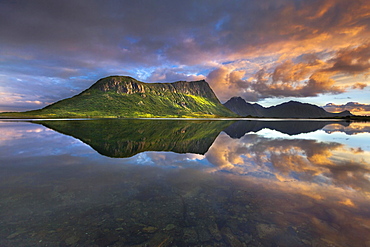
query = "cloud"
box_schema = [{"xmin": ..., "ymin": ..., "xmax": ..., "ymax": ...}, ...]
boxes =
[
  {"xmin": 205, "ymin": 132, "xmax": 370, "ymax": 194},
  {"xmin": 1, "ymin": 0, "xmax": 370, "ymax": 110},
  {"xmin": 323, "ymin": 102, "xmax": 370, "ymax": 115},
  {"xmin": 146, "ymin": 67, "xmax": 205, "ymax": 83},
  {"xmin": 323, "ymin": 122, "xmax": 370, "ymax": 135},
  {"xmin": 207, "ymin": 43, "xmax": 369, "ymax": 101},
  {"xmin": 351, "ymin": 82, "xmax": 368, "ymax": 90},
  {"xmin": 206, "ymin": 61, "xmax": 343, "ymax": 102},
  {"xmin": 326, "ymin": 43, "xmax": 370, "ymax": 74}
]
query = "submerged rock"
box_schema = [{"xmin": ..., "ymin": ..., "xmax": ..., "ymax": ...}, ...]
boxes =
[
  {"xmin": 183, "ymin": 227, "xmax": 198, "ymax": 244},
  {"xmin": 256, "ymin": 223, "xmax": 279, "ymax": 239},
  {"xmin": 65, "ymin": 235, "xmax": 79, "ymax": 245},
  {"xmin": 221, "ymin": 227, "xmax": 244, "ymax": 247},
  {"xmin": 142, "ymin": 226, "xmax": 157, "ymax": 233},
  {"xmin": 147, "ymin": 232, "xmax": 173, "ymax": 247}
]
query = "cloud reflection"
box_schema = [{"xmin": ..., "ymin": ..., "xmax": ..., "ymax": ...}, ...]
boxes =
[
  {"xmin": 323, "ymin": 122, "xmax": 370, "ymax": 135},
  {"xmin": 205, "ymin": 131, "xmax": 370, "ymax": 196},
  {"xmin": 2, "ymin": 120, "xmax": 370, "ymax": 245}
]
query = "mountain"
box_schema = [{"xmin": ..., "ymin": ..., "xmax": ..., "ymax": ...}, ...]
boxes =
[
  {"xmin": 223, "ymin": 97, "xmax": 353, "ymax": 118},
  {"xmin": 223, "ymin": 97, "xmax": 265, "ymax": 117},
  {"xmin": 2, "ymin": 76, "xmax": 237, "ymax": 118},
  {"xmin": 33, "ymin": 119, "xmax": 233, "ymax": 158}
]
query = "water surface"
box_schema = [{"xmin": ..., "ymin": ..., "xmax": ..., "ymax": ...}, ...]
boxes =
[{"xmin": 1, "ymin": 119, "xmax": 370, "ymax": 246}]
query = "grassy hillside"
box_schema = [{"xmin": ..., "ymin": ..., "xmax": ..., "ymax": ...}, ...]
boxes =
[{"xmin": 1, "ymin": 76, "xmax": 237, "ymax": 118}]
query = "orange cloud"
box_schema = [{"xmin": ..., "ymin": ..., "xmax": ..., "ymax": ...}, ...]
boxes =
[
  {"xmin": 323, "ymin": 102, "xmax": 370, "ymax": 116},
  {"xmin": 326, "ymin": 43, "xmax": 370, "ymax": 74},
  {"xmin": 271, "ymin": 59, "xmax": 325, "ymax": 83},
  {"xmin": 207, "ymin": 42, "xmax": 370, "ymax": 102},
  {"xmin": 351, "ymin": 82, "xmax": 367, "ymax": 90},
  {"xmin": 339, "ymin": 198, "xmax": 356, "ymax": 207}
]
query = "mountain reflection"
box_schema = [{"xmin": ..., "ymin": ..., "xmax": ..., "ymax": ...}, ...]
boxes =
[
  {"xmin": 33, "ymin": 119, "xmax": 370, "ymax": 159},
  {"xmin": 223, "ymin": 120, "xmax": 350, "ymax": 138},
  {"xmin": 33, "ymin": 119, "xmax": 233, "ymax": 158}
]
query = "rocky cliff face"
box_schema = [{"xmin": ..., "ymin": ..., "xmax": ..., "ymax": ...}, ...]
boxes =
[
  {"xmin": 89, "ymin": 76, "xmax": 220, "ymax": 102},
  {"xmin": 91, "ymin": 76, "xmax": 146, "ymax": 94}
]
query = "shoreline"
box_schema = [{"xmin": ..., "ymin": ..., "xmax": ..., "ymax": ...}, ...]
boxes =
[{"xmin": 0, "ymin": 117, "xmax": 350, "ymax": 122}]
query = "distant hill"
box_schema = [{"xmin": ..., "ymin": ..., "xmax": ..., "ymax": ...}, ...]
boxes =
[
  {"xmin": 1, "ymin": 76, "xmax": 237, "ymax": 118},
  {"xmin": 223, "ymin": 97, "xmax": 353, "ymax": 118},
  {"xmin": 223, "ymin": 97, "xmax": 264, "ymax": 117}
]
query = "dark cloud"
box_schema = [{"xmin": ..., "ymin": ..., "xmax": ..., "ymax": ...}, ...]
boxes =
[
  {"xmin": 325, "ymin": 43, "xmax": 370, "ymax": 74},
  {"xmin": 2, "ymin": 0, "xmax": 369, "ymax": 68},
  {"xmin": 1, "ymin": 0, "xmax": 370, "ymax": 110}
]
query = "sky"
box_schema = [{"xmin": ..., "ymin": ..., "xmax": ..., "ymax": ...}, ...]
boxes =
[{"xmin": 1, "ymin": 0, "xmax": 370, "ymax": 114}]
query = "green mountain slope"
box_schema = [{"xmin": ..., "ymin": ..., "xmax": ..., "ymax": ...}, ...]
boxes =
[
  {"xmin": 3, "ymin": 76, "xmax": 236, "ymax": 118},
  {"xmin": 33, "ymin": 119, "xmax": 233, "ymax": 158}
]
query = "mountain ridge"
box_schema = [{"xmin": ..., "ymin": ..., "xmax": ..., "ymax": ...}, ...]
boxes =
[
  {"xmin": 224, "ymin": 96, "xmax": 353, "ymax": 118},
  {"xmin": 88, "ymin": 76, "xmax": 220, "ymax": 101},
  {"xmin": 0, "ymin": 76, "xmax": 357, "ymax": 119},
  {"xmin": 4, "ymin": 76, "xmax": 236, "ymax": 118}
]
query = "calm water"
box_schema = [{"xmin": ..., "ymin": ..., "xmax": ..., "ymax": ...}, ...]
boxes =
[{"xmin": 1, "ymin": 119, "xmax": 370, "ymax": 247}]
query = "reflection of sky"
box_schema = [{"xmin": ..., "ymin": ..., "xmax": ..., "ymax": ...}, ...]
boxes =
[
  {"xmin": 2, "ymin": 121, "xmax": 370, "ymax": 245},
  {"xmin": 3, "ymin": 121, "xmax": 370, "ymax": 197},
  {"xmin": 255, "ymin": 127, "xmax": 370, "ymax": 151},
  {"xmin": 0, "ymin": 122, "xmax": 94, "ymax": 158},
  {"xmin": 2, "ymin": 121, "xmax": 370, "ymax": 191},
  {"xmin": 206, "ymin": 129, "xmax": 370, "ymax": 192}
]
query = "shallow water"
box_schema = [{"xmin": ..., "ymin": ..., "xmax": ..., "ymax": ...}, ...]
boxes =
[{"xmin": 1, "ymin": 119, "xmax": 370, "ymax": 246}]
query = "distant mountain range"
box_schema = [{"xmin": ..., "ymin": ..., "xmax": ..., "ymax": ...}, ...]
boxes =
[
  {"xmin": 223, "ymin": 96, "xmax": 353, "ymax": 118},
  {"xmin": 0, "ymin": 76, "xmax": 355, "ymax": 119}
]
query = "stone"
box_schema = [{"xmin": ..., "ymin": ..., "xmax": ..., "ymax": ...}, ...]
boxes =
[
  {"xmin": 147, "ymin": 232, "xmax": 173, "ymax": 247},
  {"xmin": 221, "ymin": 227, "xmax": 244, "ymax": 247},
  {"xmin": 183, "ymin": 227, "xmax": 198, "ymax": 244},
  {"xmin": 65, "ymin": 235, "xmax": 80, "ymax": 245},
  {"xmin": 164, "ymin": 224, "xmax": 176, "ymax": 231},
  {"xmin": 208, "ymin": 223, "xmax": 222, "ymax": 241},
  {"xmin": 7, "ymin": 231, "xmax": 25, "ymax": 239},
  {"xmin": 256, "ymin": 223, "xmax": 278, "ymax": 239},
  {"xmin": 196, "ymin": 226, "xmax": 212, "ymax": 242},
  {"xmin": 142, "ymin": 226, "xmax": 158, "ymax": 233}
]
